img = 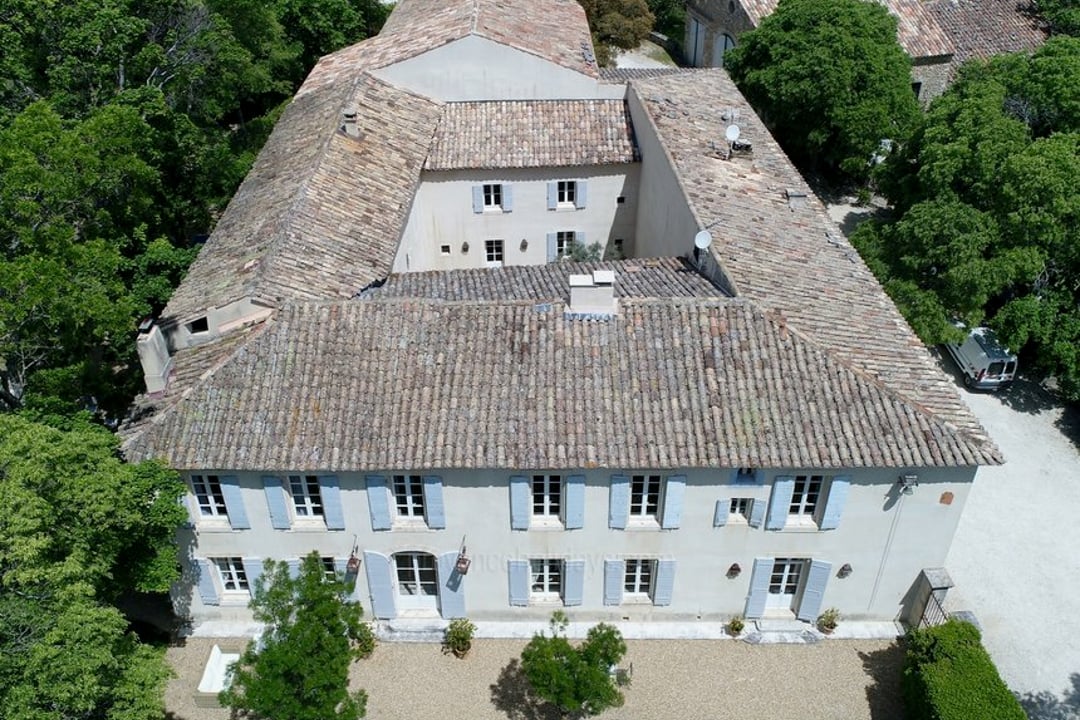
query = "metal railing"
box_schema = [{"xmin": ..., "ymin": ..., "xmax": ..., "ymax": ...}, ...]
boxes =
[{"xmin": 919, "ymin": 592, "xmax": 949, "ymax": 628}]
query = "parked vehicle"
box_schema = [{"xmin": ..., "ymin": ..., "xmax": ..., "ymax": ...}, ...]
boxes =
[{"xmin": 943, "ymin": 325, "xmax": 1017, "ymax": 391}]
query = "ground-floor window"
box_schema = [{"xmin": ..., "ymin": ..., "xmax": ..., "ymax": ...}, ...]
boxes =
[
  {"xmin": 624, "ymin": 559, "xmax": 654, "ymax": 598},
  {"xmin": 395, "ymin": 552, "xmax": 437, "ymax": 597},
  {"xmin": 530, "ymin": 558, "xmax": 562, "ymax": 599}
]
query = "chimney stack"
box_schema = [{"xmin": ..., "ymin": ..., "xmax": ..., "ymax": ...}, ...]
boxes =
[
  {"xmin": 342, "ymin": 106, "xmax": 360, "ymax": 138},
  {"xmin": 568, "ymin": 270, "xmax": 617, "ymax": 317},
  {"xmin": 136, "ymin": 319, "xmax": 173, "ymax": 394}
]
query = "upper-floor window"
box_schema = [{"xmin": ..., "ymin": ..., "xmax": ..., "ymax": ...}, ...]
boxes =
[
  {"xmin": 289, "ymin": 474, "xmax": 324, "ymax": 519},
  {"xmin": 532, "ymin": 474, "xmax": 562, "ymax": 521},
  {"xmin": 192, "ymin": 474, "xmax": 227, "ymax": 517},
  {"xmin": 556, "ymin": 231, "xmax": 577, "ymax": 259},
  {"xmin": 393, "ymin": 474, "xmax": 426, "ymax": 519},
  {"xmin": 483, "ymin": 183, "xmax": 503, "ymax": 209},
  {"xmin": 213, "ymin": 557, "xmax": 249, "ymax": 593},
  {"xmin": 473, "ymin": 183, "xmax": 512, "ymax": 213},
  {"xmin": 630, "ymin": 474, "xmax": 662, "ymax": 519},
  {"xmin": 789, "ymin": 475, "xmax": 823, "ymax": 517},
  {"xmin": 765, "ymin": 474, "xmax": 851, "ymax": 531},
  {"xmin": 729, "ymin": 497, "xmax": 752, "ymax": 521},
  {"xmin": 557, "ymin": 181, "xmax": 577, "ymax": 206}
]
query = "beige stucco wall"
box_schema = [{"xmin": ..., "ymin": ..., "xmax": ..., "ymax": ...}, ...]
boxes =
[
  {"xmin": 392, "ymin": 165, "xmax": 640, "ymax": 273},
  {"xmin": 177, "ymin": 464, "xmax": 977, "ymax": 629},
  {"xmin": 374, "ymin": 35, "xmax": 622, "ymax": 102}
]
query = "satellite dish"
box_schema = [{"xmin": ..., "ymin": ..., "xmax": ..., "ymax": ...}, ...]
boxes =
[
  {"xmin": 694, "ymin": 230, "xmax": 713, "ymax": 250},
  {"xmin": 725, "ymin": 124, "xmax": 741, "ymax": 142}
]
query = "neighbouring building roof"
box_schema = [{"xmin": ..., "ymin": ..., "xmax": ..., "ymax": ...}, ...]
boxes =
[
  {"xmin": 629, "ymin": 70, "xmax": 1000, "ymax": 466},
  {"xmin": 162, "ymin": 74, "xmax": 444, "ymax": 323},
  {"xmin": 740, "ymin": 0, "xmax": 954, "ymax": 59},
  {"xmin": 928, "ymin": 0, "xmax": 1047, "ymax": 77},
  {"xmin": 123, "ymin": 295, "xmax": 989, "ymax": 471},
  {"xmin": 426, "ymin": 100, "xmax": 637, "ymax": 170}
]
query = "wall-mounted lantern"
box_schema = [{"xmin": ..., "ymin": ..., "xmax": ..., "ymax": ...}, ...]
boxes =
[
  {"xmin": 461, "ymin": 241, "xmax": 469, "ymax": 254},
  {"xmin": 455, "ymin": 535, "xmax": 471, "ymax": 575},
  {"xmin": 727, "ymin": 563, "xmax": 742, "ymax": 579},
  {"xmin": 838, "ymin": 563, "xmax": 852, "ymax": 579},
  {"xmin": 897, "ymin": 474, "xmax": 919, "ymax": 496}
]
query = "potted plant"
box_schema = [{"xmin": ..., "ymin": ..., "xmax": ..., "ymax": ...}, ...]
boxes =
[
  {"xmin": 728, "ymin": 615, "xmax": 745, "ymax": 637},
  {"xmin": 817, "ymin": 607, "xmax": 840, "ymax": 635},
  {"xmin": 444, "ymin": 618, "xmax": 476, "ymax": 658}
]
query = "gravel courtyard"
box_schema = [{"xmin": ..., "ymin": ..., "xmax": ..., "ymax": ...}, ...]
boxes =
[{"xmin": 166, "ymin": 636, "xmax": 903, "ymax": 720}]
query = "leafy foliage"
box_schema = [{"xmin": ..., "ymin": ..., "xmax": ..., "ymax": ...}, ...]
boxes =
[
  {"xmin": 579, "ymin": 0, "xmax": 655, "ymax": 67},
  {"xmin": 726, "ymin": 0, "xmax": 920, "ymax": 182},
  {"xmin": 0, "ymin": 413, "xmax": 186, "ymax": 718},
  {"xmin": 520, "ymin": 612, "xmax": 628, "ymax": 717},
  {"xmin": 902, "ymin": 620, "xmax": 1026, "ymax": 720},
  {"xmin": 220, "ymin": 552, "xmax": 371, "ymax": 720},
  {"xmin": 857, "ymin": 38, "xmax": 1080, "ymax": 398},
  {"xmin": 1035, "ymin": 0, "xmax": 1080, "ymax": 36}
]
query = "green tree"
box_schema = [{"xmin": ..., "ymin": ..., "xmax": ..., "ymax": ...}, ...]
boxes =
[
  {"xmin": 726, "ymin": 0, "xmax": 920, "ymax": 182},
  {"xmin": 220, "ymin": 552, "xmax": 371, "ymax": 720},
  {"xmin": 1034, "ymin": 0, "xmax": 1080, "ymax": 36},
  {"xmin": 0, "ymin": 413, "xmax": 186, "ymax": 718},
  {"xmin": 520, "ymin": 612, "xmax": 628, "ymax": 718},
  {"xmin": 578, "ymin": 0, "xmax": 655, "ymax": 67}
]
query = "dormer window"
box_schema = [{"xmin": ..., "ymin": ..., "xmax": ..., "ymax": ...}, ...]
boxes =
[{"xmin": 735, "ymin": 467, "xmax": 758, "ymax": 484}]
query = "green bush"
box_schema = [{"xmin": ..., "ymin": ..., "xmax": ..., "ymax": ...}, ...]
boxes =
[{"xmin": 902, "ymin": 620, "xmax": 1025, "ymax": 720}]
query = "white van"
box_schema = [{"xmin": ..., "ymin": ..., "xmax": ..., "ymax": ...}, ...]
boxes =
[{"xmin": 943, "ymin": 325, "xmax": 1017, "ymax": 391}]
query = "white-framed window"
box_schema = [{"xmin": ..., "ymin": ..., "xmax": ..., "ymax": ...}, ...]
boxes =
[
  {"xmin": 485, "ymin": 239, "xmax": 504, "ymax": 266},
  {"xmin": 191, "ymin": 474, "xmax": 227, "ymax": 518},
  {"xmin": 630, "ymin": 474, "xmax": 662, "ymax": 519},
  {"xmin": 440, "ymin": 244, "xmax": 451, "ymax": 256},
  {"xmin": 624, "ymin": 559, "xmax": 654, "ymax": 598},
  {"xmin": 557, "ymin": 180, "xmax": 577, "ymax": 206},
  {"xmin": 393, "ymin": 474, "xmax": 426, "ymax": 519},
  {"xmin": 213, "ymin": 557, "xmax": 249, "ymax": 593},
  {"xmin": 288, "ymin": 474, "xmax": 324, "ymax": 519},
  {"xmin": 532, "ymin": 474, "xmax": 562, "ymax": 522},
  {"xmin": 530, "ymin": 558, "xmax": 562, "ymax": 599},
  {"xmin": 483, "ymin": 183, "xmax": 503, "ymax": 209},
  {"xmin": 395, "ymin": 552, "xmax": 438, "ymax": 597},
  {"xmin": 556, "ymin": 231, "xmax": 576, "ymax": 259},
  {"xmin": 789, "ymin": 475, "xmax": 824, "ymax": 518},
  {"xmin": 729, "ymin": 497, "xmax": 752, "ymax": 521}
]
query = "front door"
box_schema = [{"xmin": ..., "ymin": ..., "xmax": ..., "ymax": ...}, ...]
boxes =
[
  {"xmin": 394, "ymin": 552, "xmax": 439, "ymax": 612},
  {"xmin": 766, "ymin": 558, "xmax": 804, "ymax": 612}
]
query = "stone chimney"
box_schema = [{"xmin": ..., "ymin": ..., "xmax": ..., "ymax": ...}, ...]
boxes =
[
  {"xmin": 136, "ymin": 319, "xmax": 173, "ymax": 394},
  {"xmin": 568, "ymin": 270, "xmax": 617, "ymax": 317},
  {"xmin": 342, "ymin": 106, "xmax": 361, "ymax": 139}
]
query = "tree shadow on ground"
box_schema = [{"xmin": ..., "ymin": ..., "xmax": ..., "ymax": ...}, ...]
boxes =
[
  {"xmin": 859, "ymin": 643, "xmax": 906, "ymax": 720},
  {"xmin": 490, "ymin": 658, "xmax": 562, "ymax": 720},
  {"xmin": 1017, "ymin": 674, "xmax": 1080, "ymax": 720}
]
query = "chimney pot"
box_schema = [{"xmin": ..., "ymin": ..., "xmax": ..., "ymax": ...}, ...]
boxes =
[{"xmin": 342, "ymin": 106, "xmax": 360, "ymax": 138}]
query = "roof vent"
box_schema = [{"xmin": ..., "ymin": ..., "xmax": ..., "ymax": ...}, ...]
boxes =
[
  {"xmin": 786, "ymin": 188, "xmax": 807, "ymax": 210},
  {"xmin": 568, "ymin": 271, "xmax": 617, "ymax": 319},
  {"xmin": 342, "ymin": 106, "xmax": 361, "ymax": 139}
]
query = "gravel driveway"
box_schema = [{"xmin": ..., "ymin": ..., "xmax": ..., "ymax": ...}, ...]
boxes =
[{"xmin": 166, "ymin": 636, "xmax": 903, "ymax": 720}]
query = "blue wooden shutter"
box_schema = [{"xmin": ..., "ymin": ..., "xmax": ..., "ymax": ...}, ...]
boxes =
[
  {"xmin": 220, "ymin": 475, "xmax": 250, "ymax": 529},
  {"xmin": 819, "ymin": 476, "xmax": 851, "ymax": 530},
  {"xmin": 608, "ymin": 475, "xmax": 630, "ymax": 529},
  {"xmin": 438, "ymin": 552, "xmax": 467, "ymax": 619},
  {"xmin": 575, "ymin": 181, "xmax": 588, "ymax": 209},
  {"xmin": 546, "ymin": 182, "xmax": 557, "ymax": 210},
  {"xmin": 766, "ymin": 476, "xmax": 795, "ymax": 530},
  {"xmin": 748, "ymin": 498, "xmax": 766, "ymax": 528},
  {"xmin": 565, "ymin": 475, "xmax": 585, "ymax": 529},
  {"xmin": 263, "ymin": 476, "xmax": 291, "ymax": 529},
  {"xmin": 242, "ymin": 558, "xmax": 264, "ymax": 597},
  {"xmin": 563, "ymin": 559, "xmax": 585, "ymax": 606},
  {"xmin": 502, "ymin": 184, "xmax": 513, "ymax": 212},
  {"xmin": 509, "ymin": 475, "xmax": 530, "ymax": 530},
  {"xmin": 546, "ymin": 232, "xmax": 557, "ymax": 262},
  {"xmin": 745, "ymin": 557, "xmax": 773, "ymax": 618},
  {"xmin": 423, "ymin": 475, "xmax": 446, "ymax": 529},
  {"xmin": 508, "ymin": 559, "xmax": 530, "ymax": 606},
  {"xmin": 365, "ymin": 475, "xmax": 392, "ymax": 531},
  {"xmin": 196, "ymin": 559, "xmax": 220, "ymax": 606},
  {"xmin": 653, "ymin": 559, "xmax": 676, "ymax": 606},
  {"xmin": 796, "ymin": 560, "xmax": 832, "ymax": 622},
  {"xmin": 363, "ymin": 551, "xmax": 397, "ymax": 619},
  {"xmin": 320, "ymin": 475, "xmax": 345, "ymax": 530},
  {"xmin": 472, "ymin": 185, "xmax": 483, "ymax": 213},
  {"xmin": 713, "ymin": 498, "xmax": 728, "ymax": 527},
  {"xmin": 334, "ymin": 557, "xmax": 357, "ymax": 600},
  {"xmin": 287, "ymin": 559, "xmax": 301, "ymax": 579},
  {"xmin": 576, "ymin": 231, "xmax": 586, "ymax": 248},
  {"xmin": 603, "ymin": 560, "xmax": 624, "ymax": 605},
  {"xmin": 661, "ymin": 475, "xmax": 686, "ymax": 529}
]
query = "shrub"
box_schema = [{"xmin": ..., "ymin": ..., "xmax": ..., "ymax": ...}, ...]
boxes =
[
  {"xmin": 356, "ymin": 622, "xmax": 377, "ymax": 659},
  {"xmin": 444, "ymin": 618, "xmax": 476, "ymax": 658},
  {"xmin": 902, "ymin": 620, "xmax": 1025, "ymax": 720}
]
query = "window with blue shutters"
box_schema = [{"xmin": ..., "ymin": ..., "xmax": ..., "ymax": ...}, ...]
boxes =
[
  {"xmin": 660, "ymin": 475, "xmax": 685, "ymax": 529},
  {"xmin": 744, "ymin": 557, "xmax": 774, "ymax": 618},
  {"xmin": 320, "ymin": 476, "xmax": 345, "ymax": 530},
  {"xmin": 767, "ymin": 474, "xmax": 845, "ymax": 530},
  {"xmin": 363, "ymin": 551, "xmax": 397, "ymax": 619},
  {"xmin": 510, "ymin": 475, "xmax": 530, "ymax": 530},
  {"xmin": 195, "ymin": 559, "xmax": 220, "ymax": 606},
  {"xmin": 546, "ymin": 232, "xmax": 558, "ymax": 262},
  {"xmin": 818, "ymin": 476, "xmax": 851, "ymax": 530},
  {"xmin": 564, "ymin": 475, "xmax": 585, "ymax": 529},
  {"xmin": 242, "ymin": 558, "xmax": 264, "ymax": 596},
  {"xmin": 508, "ymin": 559, "xmax": 530, "ymax": 606},
  {"xmin": 608, "ymin": 475, "xmax": 630, "ymax": 529},
  {"xmin": 652, "ymin": 559, "xmax": 676, "ymax": 606},
  {"xmin": 603, "ymin": 559, "xmax": 625, "ymax": 605},
  {"xmin": 611, "ymin": 474, "xmax": 685, "ymax": 529}
]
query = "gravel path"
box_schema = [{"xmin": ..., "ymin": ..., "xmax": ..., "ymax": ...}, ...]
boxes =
[{"xmin": 166, "ymin": 637, "xmax": 903, "ymax": 720}]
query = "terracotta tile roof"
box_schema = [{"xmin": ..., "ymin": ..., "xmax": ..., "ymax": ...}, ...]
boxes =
[
  {"xmin": 630, "ymin": 70, "xmax": 1000, "ymax": 466},
  {"xmin": 123, "ymin": 296, "xmax": 987, "ymax": 471},
  {"xmin": 600, "ymin": 67, "xmax": 693, "ymax": 82},
  {"xmin": 740, "ymin": 0, "xmax": 953, "ymax": 59},
  {"xmin": 162, "ymin": 74, "xmax": 443, "ymax": 322},
  {"xmin": 367, "ymin": 258, "xmax": 726, "ymax": 300},
  {"xmin": 928, "ymin": 0, "xmax": 1047, "ymax": 77},
  {"xmin": 426, "ymin": 100, "xmax": 637, "ymax": 170}
]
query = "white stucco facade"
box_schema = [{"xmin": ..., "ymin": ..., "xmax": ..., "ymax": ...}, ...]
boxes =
[
  {"xmin": 393, "ymin": 165, "xmax": 640, "ymax": 273},
  {"xmin": 181, "ymin": 465, "xmax": 975, "ymax": 626}
]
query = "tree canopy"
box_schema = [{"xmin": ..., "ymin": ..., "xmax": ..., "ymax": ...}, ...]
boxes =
[
  {"xmin": 0, "ymin": 413, "xmax": 186, "ymax": 718},
  {"xmin": 726, "ymin": 0, "xmax": 921, "ymax": 182},
  {"xmin": 220, "ymin": 553, "xmax": 371, "ymax": 720},
  {"xmin": 855, "ymin": 37, "xmax": 1080, "ymax": 397},
  {"xmin": 578, "ymin": 0, "xmax": 655, "ymax": 67}
]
